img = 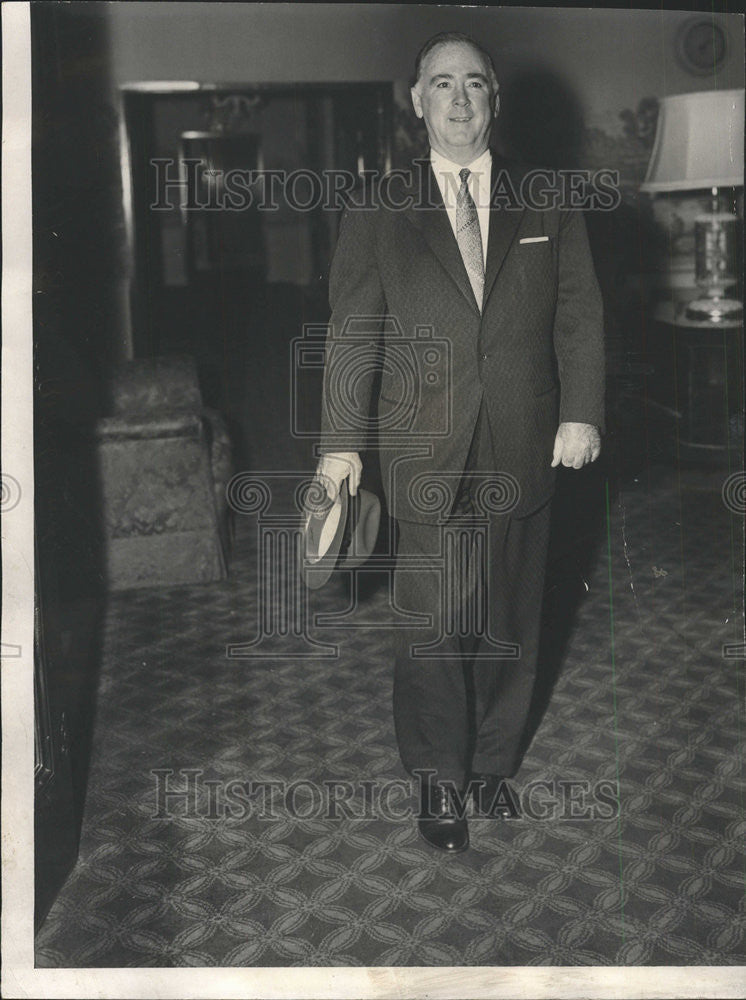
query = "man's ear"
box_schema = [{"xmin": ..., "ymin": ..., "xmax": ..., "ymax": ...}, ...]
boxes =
[
  {"xmin": 411, "ymin": 85, "xmax": 423, "ymax": 119},
  {"xmin": 493, "ymin": 92, "xmax": 500, "ymax": 119}
]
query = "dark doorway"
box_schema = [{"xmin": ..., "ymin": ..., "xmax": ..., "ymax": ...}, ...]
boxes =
[
  {"xmin": 121, "ymin": 83, "xmax": 393, "ymax": 472},
  {"xmin": 123, "ymin": 83, "xmax": 393, "ymax": 355}
]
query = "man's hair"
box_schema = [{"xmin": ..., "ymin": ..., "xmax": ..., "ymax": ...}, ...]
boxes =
[{"xmin": 412, "ymin": 31, "xmax": 499, "ymax": 91}]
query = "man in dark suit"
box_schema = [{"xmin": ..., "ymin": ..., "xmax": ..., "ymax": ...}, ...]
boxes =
[{"xmin": 316, "ymin": 31, "xmax": 604, "ymax": 852}]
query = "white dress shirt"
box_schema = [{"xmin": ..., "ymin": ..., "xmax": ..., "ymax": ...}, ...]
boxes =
[{"xmin": 430, "ymin": 147, "xmax": 492, "ymax": 268}]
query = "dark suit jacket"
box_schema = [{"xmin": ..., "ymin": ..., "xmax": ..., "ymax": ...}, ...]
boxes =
[{"xmin": 320, "ymin": 153, "xmax": 605, "ymax": 523}]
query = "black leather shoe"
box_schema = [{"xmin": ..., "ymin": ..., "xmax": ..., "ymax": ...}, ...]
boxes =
[
  {"xmin": 417, "ymin": 781, "xmax": 469, "ymax": 853},
  {"xmin": 469, "ymin": 773, "xmax": 521, "ymax": 819}
]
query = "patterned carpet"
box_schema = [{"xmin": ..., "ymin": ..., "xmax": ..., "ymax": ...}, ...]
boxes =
[{"xmin": 35, "ymin": 463, "xmax": 745, "ymax": 967}]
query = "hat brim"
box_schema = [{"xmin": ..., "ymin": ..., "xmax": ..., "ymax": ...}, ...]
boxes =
[
  {"xmin": 300, "ymin": 479, "xmax": 349, "ymax": 591},
  {"xmin": 300, "ymin": 481, "xmax": 381, "ymax": 590},
  {"xmin": 342, "ymin": 488, "xmax": 381, "ymax": 568}
]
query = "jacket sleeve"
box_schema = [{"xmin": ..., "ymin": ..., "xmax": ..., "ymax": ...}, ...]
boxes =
[
  {"xmin": 319, "ymin": 205, "xmax": 387, "ymax": 454},
  {"xmin": 553, "ymin": 208, "xmax": 606, "ymax": 434}
]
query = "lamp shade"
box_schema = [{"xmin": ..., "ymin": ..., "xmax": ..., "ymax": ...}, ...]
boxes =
[{"xmin": 641, "ymin": 89, "xmax": 744, "ymax": 192}]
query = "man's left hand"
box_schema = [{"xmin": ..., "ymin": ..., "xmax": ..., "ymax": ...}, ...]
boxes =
[{"xmin": 551, "ymin": 422, "xmax": 601, "ymax": 469}]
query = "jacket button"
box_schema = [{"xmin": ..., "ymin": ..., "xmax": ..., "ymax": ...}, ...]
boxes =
[{"xmin": 481, "ymin": 353, "xmax": 488, "ymax": 361}]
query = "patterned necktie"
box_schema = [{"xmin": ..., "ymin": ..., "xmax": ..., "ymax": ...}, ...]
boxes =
[{"xmin": 456, "ymin": 167, "xmax": 484, "ymax": 310}]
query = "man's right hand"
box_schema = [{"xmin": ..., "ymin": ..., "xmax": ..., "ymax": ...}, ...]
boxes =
[{"xmin": 315, "ymin": 452, "xmax": 362, "ymax": 498}]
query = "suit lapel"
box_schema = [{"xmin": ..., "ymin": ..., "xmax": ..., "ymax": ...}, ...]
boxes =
[
  {"xmin": 483, "ymin": 156, "xmax": 525, "ymax": 308},
  {"xmin": 403, "ymin": 154, "xmax": 526, "ymax": 315},
  {"xmin": 403, "ymin": 158, "xmax": 480, "ymax": 314}
]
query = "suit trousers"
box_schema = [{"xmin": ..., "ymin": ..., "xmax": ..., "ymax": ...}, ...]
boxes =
[{"xmin": 391, "ymin": 403, "xmax": 552, "ymax": 787}]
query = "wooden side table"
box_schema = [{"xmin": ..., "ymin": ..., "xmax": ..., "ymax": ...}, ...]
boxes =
[{"xmin": 650, "ymin": 301, "xmax": 743, "ymax": 463}]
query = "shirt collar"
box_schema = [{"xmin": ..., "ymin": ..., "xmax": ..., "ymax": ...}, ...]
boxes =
[{"xmin": 430, "ymin": 147, "xmax": 492, "ymax": 180}]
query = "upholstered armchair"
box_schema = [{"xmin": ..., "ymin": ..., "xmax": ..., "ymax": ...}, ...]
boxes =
[{"xmin": 94, "ymin": 356, "xmax": 233, "ymax": 590}]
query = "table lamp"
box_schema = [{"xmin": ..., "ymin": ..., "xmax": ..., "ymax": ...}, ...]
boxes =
[{"xmin": 641, "ymin": 89, "xmax": 744, "ymax": 321}]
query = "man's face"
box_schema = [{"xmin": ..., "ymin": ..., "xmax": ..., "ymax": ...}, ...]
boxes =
[{"xmin": 411, "ymin": 41, "xmax": 498, "ymax": 165}]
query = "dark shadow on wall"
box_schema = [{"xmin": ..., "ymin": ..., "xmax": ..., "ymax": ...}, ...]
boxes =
[
  {"xmin": 497, "ymin": 69, "xmax": 586, "ymax": 171},
  {"xmin": 498, "ymin": 68, "xmax": 669, "ymax": 466},
  {"xmin": 496, "ymin": 67, "xmax": 664, "ymax": 292},
  {"xmin": 495, "ymin": 70, "xmax": 665, "ymax": 754}
]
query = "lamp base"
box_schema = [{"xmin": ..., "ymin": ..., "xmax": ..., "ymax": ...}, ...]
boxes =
[{"xmin": 686, "ymin": 295, "xmax": 743, "ymax": 322}]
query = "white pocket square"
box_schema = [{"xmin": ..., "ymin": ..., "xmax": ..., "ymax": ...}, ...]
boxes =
[{"xmin": 520, "ymin": 236, "xmax": 549, "ymax": 244}]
